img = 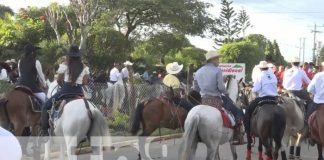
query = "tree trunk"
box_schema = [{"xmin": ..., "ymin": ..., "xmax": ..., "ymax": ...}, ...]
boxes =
[
  {"xmin": 186, "ymin": 64, "xmax": 194, "ymax": 98},
  {"xmin": 79, "ymin": 25, "xmax": 88, "ymax": 53},
  {"xmin": 54, "ymin": 29, "xmax": 60, "ymax": 44}
]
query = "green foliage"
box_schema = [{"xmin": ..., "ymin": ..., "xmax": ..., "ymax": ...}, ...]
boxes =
[
  {"xmin": 165, "ymin": 47, "xmax": 206, "ymax": 69},
  {"xmin": 0, "ymin": 81, "xmax": 14, "ymax": 94},
  {"xmin": 0, "ymin": 5, "xmax": 13, "ymax": 18},
  {"xmin": 108, "ymin": 111, "xmax": 130, "ymax": 130},
  {"xmin": 237, "ymin": 9, "xmax": 251, "ymax": 37},
  {"xmin": 38, "ymin": 40, "xmax": 66, "ymax": 68},
  {"xmin": 219, "ymin": 40, "xmax": 263, "ymax": 80},
  {"xmin": 105, "ymin": 0, "xmax": 214, "ymax": 38},
  {"xmin": 0, "ymin": 14, "xmax": 18, "ymax": 48},
  {"xmin": 212, "ymin": 0, "xmax": 240, "ymax": 45},
  {"xmin": 86, "ymin": 28, "xmax": 131, "ymax": 71}
]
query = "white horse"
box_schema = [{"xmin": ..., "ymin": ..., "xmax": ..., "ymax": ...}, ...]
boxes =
[
  {"xmin": 44, "ymin": 88, "xmax": 111, "ymax": 160},
  {"xmin": 179, "ymin": 76, "xmax": 240, "ymax": 160},
  {"xmin": 279, "ymin": 96, "xmax": 305, "ymax": 159},
  {"xmin": 178, "ymin": 105, "xmax": 236, "ymax": 160}
]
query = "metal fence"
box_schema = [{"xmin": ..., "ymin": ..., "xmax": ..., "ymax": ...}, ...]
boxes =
[{"xmin": 0, "ymin": 80, "xmax": 181, "ymax": 136}]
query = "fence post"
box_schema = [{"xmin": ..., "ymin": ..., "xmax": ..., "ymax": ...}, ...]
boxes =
[
  {"xmin": 186, "ymin": 64, "xmax": 194, "ymax": 98},
  {"xmin": 128, "ymin": 65, "xmax": 136, "ymax": 128}
]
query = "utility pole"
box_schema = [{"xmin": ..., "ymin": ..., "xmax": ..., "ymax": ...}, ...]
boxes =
[
  {"xmin": 299, "ymin": 38, "xmax": 302, "ymax": 61},
  {"xmin": 303, "ymin": 38, "xmax": 306, "ymax": 63},
  {"xmin": 311, "ymin": 24, "xmax": 324, "ymax": 63}
]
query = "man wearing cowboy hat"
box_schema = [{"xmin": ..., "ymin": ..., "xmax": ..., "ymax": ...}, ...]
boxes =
[
  {"xmin": 17, "ymin": 44, "xmax": 47, "ymax": 103},
  {"xmin": 193, "ymin": 50, "xmax": 245, "ymax": 145},
  {"xmin": 252, "ymin": 55, "xmax": 276, "ymax": 83},
  {"xmin": 163, "ymin": 62, "xmax": 194, "ymax": 111},
  {"xmin": 283, "ymin": 57, "xmax": 312, "ymax": 105},
  {"xmin": 245, "ymin": 61, "xmax": 278, "ymax": 143},
  {"xmin": 121, "ymin": 61, "xmax": 133, "ymax": 82}
]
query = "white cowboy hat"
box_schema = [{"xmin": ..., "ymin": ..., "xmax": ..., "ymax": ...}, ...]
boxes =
[
  {"xmin": 267, "ymin": 63, "xmax": 274, "ymax": 68},
  {"xmin": 205, "ymin": 50, "xmax": 222, "ymax": 61},
  {"xmin": 123, "ymin": 60, "xmax": 133, "ymax": 66},
  {"xmin": 290, "ymin": 57, "xmax": 300, "ymax": 63},
  {"xmin": 166, "ymin": 62, "xmax": 183, "ymax": 74},
  {"xmin": 10, "ymin": 59, "xmax": 16, "ymax": 63},
  {"xmin": 5, "ymin": 60, "xmax": 11, "ymax": 63},
  {"xmin": 258, "ymin": 61, "xmax": 268, "ymax": 69}
]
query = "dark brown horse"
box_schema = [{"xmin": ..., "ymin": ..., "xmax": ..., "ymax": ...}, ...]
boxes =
[
  {"xmin": 0, "ymin": 88, "xmax": 42, "ymax": 157},
  {"xmin": 131, "ymin": 97, "xmax": 189, "ymax": 160},
  {"xmin": 309, "ymin": 105, "xmax": 324, "ymax": 160}
]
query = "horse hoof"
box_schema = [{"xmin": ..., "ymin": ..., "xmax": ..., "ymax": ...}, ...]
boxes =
[{"xmin": 289, "ymin": 155, "xmax": 295, "ymax": 159}]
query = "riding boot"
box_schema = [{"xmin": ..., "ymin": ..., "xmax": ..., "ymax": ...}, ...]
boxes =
[
  {"xmin": 40, "ymin": 109, "xmax": 49, "ymax": 136},
  {"xmin": 231, "ymin": 119, "xmax": 245, "ymax": 145}
]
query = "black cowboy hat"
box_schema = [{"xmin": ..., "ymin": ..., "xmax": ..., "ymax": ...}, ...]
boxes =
[
  {"xmin": 24, "ymin": 44, "xmax": 41, "ymax": 54},
  {"xmin": 67, "ymin": 44, "xmax": 82, "ymax": 57}
]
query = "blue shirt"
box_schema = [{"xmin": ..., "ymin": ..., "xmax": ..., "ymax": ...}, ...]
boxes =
[
  {"xmin": 143, "ymin": 71, "xmax": 149, "ymax": 81},
  {"xmin": 193, "ymin": 63, "xmax": 227, "ymax": 97}
]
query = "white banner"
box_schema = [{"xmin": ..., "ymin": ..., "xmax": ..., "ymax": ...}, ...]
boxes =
[{"xmin": 219, "ymin": 63, "xmax": 246, "ymax": 80}]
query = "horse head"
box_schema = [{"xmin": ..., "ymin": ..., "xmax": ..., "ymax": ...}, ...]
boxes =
[{"xmin": 238, "ymin": 80, "xmax": 255, "ymax": 109}]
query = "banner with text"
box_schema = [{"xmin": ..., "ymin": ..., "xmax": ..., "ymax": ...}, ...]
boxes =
[{"xmin": 219, "ymin": 63, "xmax": 245, "ymax": 80}]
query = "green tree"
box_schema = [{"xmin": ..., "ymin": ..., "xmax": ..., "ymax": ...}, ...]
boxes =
[
  {"xmin": 319, "ymin": 47, "xmax": 324, "ymax": 63},
  {"xmin": 272, "ymin": 40, "xmax": 287, "ymax": 65},
  {"xmin": 219, "ymin": 40, "xmax": 264, "ymax": 80},
  {"xmin": 0, "ymin": 5, "xmax": 13, "ymax": 18},
  {"xmin": 212, "ymin": 0, "xmax": 240, "ymax": 45},
  {"xmin": 237, "ymin": 9, "xmax": 251, "ymax": 37},
  {"xmin": 105, "ymin": 0, "xmax": 214, "ymax": 39},
  {"xmin": 165, "ymin": 47, "xmax": 206, "ymax": 69}
]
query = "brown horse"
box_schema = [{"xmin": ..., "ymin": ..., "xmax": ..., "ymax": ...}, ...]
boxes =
[
  {"xmin": 0, "ymin": 88, "xmax": 42, "ymax": 157},
  {"xmin": 131, "ymin": 97, "xmax": 189, "ymax": 159},
  {"xmin": 309, "ymin": 105, "xmax": 324, "ymax": 160}
]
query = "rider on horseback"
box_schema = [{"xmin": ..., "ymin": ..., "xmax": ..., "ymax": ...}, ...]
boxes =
[
  {"xmin": 17, "ymin": 44, "xmax": 47, "ymax": 104},
  {"xmin": 283, "ymin": 57, "xmax": 311, "ymax": 107},
  {"xmin": 162, "ymin": 62, "xmax": 195, "ymax": 111},
  {"xmin": 40, "ymin": 44, "xmax": 90, "ymax": 136},
  {"xmin": 193, "ymin": 50, "xmax": 244, "ymax": 145},
  {"xmin": 307, "ymin": 61, "xmax": 324, "ymax": 119},
  {"xmin": 245, "ymin": 61, "xmax": 278, "ymax": 138}
]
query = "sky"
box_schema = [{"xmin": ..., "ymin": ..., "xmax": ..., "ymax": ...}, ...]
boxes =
[{"xmin": 1, "ymin": 0, "xmax": 324, "ymax": 63}]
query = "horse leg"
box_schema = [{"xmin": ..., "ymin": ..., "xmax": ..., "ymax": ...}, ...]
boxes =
[
  {"xmin": 65, "ymin": 136, "xmax": 78, "ymax": 160},
  {"xmin": 230, "ymin": 143, "xmax": 238, "ymax": 160},
  {"xmin": 214, "ymin": 146, "xmax": 220, "ymax": 160},
  {"xmin": 289, "ymin": 136, "xmax": 296, "ymax": 159},
  {"xmin": 246, "ymin": 133, "xmax": 253, "ymax": 160},
  {"xmin": 138, "ymin": 125, "xmax": 156, "ymax": 160},
  {"xmin": 258, "ymin": 138, "xmax": 263, "ymax": 160},
  {"xmin": 317, "ymin": 144, "xmax": 323, "ymax": 160},
  {"xmin": 273, "ymin": 136, "xmax": 283, "ymax": 160},
  {"xmin": 188, "ymin": 136, "xmax": 198, "ymax": 160},
  {"xmin": 44, "ymin": 140, "xmax": 51, "ymax": 160},
  {"xmin": 206, "ymin": 138, "xmax": 219, "ymax": 160},
  {"xmin": 263, "ymin": 138, "xmax": 272, "ymax": 160}
]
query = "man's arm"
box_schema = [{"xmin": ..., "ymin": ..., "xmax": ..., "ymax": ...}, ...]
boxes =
[
  {"xmin": 35, "ymin": 60, "xmax": 46, "ymax": 87},
  {"xmin": 301, "ymin": 70, "xmax": 311, "ymax": 85},
  {"xmin": 307, "ymin": 75, "xmax": 317, "ymax": 94},
  {"xmin": 252, "ymin": 76, "xmax": 261, "ymax": 93}
]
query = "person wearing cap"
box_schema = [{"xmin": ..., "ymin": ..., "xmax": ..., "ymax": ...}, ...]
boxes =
[
  {"xmin": 282, "ymin": 57, "xmax": 311, "ymax": 106},
  {"xmin": 110, "ymin": 62, "xmax": 121, "ymax": 84},
  {"xmin": 121, "ymin": 61, "xmax": 133, "ymax": 82},
  {"xmin": 40, "ymin": 44, "xmax": 90, "ymax": 136},
  {"xmin": 17, "ymin": 44, "xmax": 47, "ymax": 103},
  {"xmin": 193, "ymin": 50, "xmax": 244, "ymax": 145},
  {"xmin": 307, "ymin": 61, "xmax": 324, "ymax": 119},
  {"xmin": 245, "ymin": 61, "xmax": 278, "ymax": 142},
  {"xmin": 163, "ymin": 62, "xmax": 194, "ymax": 111}
]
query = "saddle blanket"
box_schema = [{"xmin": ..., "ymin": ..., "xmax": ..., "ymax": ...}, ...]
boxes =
[{"xmin": 220, "ymin": 109, "xmax": 235, "ymax": 128}]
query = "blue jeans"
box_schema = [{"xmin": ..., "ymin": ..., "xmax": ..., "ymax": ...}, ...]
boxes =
[
  {"xmin": 41, "ymin": 83, "xmax": 83, "ymax": 130},
  {"xmin": 177, "ymin": 98, "xmax": 195, "ymax": 111},
  {"xmin": 221, "ymin": 95, "xmax": 244, "ymax": 121}
]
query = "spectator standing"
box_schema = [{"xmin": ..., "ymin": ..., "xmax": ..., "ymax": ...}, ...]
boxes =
[
  {"xmin": 276, "ymin": 65, "xmax": 285, "ymax": 93},
  {"xmin": 142, "ymin": 67, "xmax": 150, "ymax": 82},
  {"xmin": 121, "ymin": 61, "xmax": 133, "ymax": 82},
  {"xmin": 109, "ymin": 63, "xmax": 121, "ymax": 84}
]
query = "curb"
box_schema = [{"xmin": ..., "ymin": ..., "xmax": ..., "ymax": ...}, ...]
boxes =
[{"xmin": 74, "ymin": 133, "xmax": 183, "ymax": 155}]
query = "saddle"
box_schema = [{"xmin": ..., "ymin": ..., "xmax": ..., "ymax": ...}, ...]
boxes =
[
  {"xmin": 15, "ymin": 86, "xmax": 42, "ymax": 112},
  {"xmin": 50, "ymin": 93, "xmax": 84, "ymax": 120},
  {"xmin": 253, "ymin": 99, "xmax": 278, "ymax": 117}
]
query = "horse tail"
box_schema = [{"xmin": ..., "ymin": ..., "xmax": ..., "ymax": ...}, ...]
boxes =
[
  {"xmin": 88, "ymin": 109, "xmax": 112, "ymax": 147},
  {"xmin": 272, "ymin": 106, "xmax": 286, "ymax": 144},
  {"xmin": 179, "ymin": 114, "xmax": 199, "ymax": 160},
  {"xmin": 131, "ymin": 102, "xmax": 145, "ymax": 135}
]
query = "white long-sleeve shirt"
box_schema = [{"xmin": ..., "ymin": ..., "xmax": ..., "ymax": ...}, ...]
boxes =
[
  {"xmin": 307, "ymin": 72, "xmax": 324, "ymax": 103},
  {"xmin": 0, "ymin": 69, "xmax": 8, "ymax": 81},
  {"xmin": 283, "ymin": 66, "xmax": 311, "ymax": 91},
  {"xmin": 109, "ymin": 67, "xmax": 121, "ymax": 82},
  {"xmin": 252, "ymin": 70, "xmax": 278, "ymax": 97}
]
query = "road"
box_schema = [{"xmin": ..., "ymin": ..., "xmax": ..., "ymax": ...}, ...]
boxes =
[{"xmin": 40, "ymin": 138, "xmax": 322, "ymax": 160}]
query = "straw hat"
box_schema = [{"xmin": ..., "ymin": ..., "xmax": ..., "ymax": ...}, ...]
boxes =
[
  {"xmin": 205, "ymin": 50, "xmax": 222, "ymax": 61},
  {"xmin": 123, "ymin": 60, "xmax": 133, "ymax": 66},
  {"xmin": 290, "ymin": 57, "xmax": 300, "ymax": 63},
  {"xmin": 5, "ymin": 60, "xmax": 11, "ymax": 63},
  {"xmin": 166, "ymin": 62, "xmax": 183, "ymax": 74},
  {"xmin": 10, "ymin": 59, "xmax": 16, "ymax": 63},
  {"xmin": 258, "ymin": 61, "xmax": 268, "ymax": 69}
]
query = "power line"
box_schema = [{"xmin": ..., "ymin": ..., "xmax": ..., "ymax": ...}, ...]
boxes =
[{"xmin": 311, "ymin": 24, "xmax": 324, "ymax": 63}]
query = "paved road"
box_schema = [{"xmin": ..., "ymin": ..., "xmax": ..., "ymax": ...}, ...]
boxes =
[{"xmin": 43, "ymin": 138, "xmax": 322, "ymax": 160}]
